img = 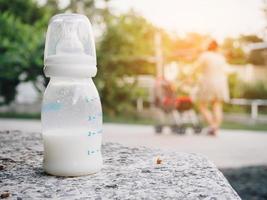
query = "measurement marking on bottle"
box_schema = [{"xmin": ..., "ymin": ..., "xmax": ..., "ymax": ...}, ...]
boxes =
[
  {"xmin": 88, "ymin": 129, "xmax": 103, "ymax": 136},
  {"xmin": 42, "ymin": 102, "xmax": 62, "ymax": 112},
  {"xmin": 88, "ymin": 131, "xmax": 96, "ymax": 136},
  {"xmin": 88, "ymin": 116, "xmax": 96, "ymax": 121},
  {"xmin": 88, "ymin": 149, "xmax": 100, "ymax": 155},
  {"xmin": 85, "ymin": 96, "xmax": 98, "ymax": 103},
  {"xmin": 88, "ymin": 113, "xmax": 102, "ymax": 121}
]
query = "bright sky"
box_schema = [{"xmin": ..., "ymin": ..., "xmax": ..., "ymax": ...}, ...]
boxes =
[{"xmin": 108, "ymin": 0, "xmax": 266, "ymax": 41}]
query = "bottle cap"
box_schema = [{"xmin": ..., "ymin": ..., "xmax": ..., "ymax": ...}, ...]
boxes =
[{"xmin": 44, "ymin": 14, "xmax": 97, "ymax": 77}]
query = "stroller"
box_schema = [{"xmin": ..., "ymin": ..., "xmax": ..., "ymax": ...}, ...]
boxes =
[{"xmin": 153, "ymin": 77, "xmax": 202, "ymax": 134}]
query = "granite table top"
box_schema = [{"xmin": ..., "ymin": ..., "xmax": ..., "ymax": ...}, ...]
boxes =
[{"xmin": 0, "ymin": 130, "xmax": 240, "ymax": 200}]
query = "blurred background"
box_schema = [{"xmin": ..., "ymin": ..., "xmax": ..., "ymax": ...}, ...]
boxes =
[{"xmin": 0, "ymin": 0, "xmax": 267, "ymax": 199}]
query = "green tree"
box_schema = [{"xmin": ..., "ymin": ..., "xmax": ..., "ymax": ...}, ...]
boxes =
[
  {"xmin": 240, "ymin": 35, "xmax": 265, "ymax": 66},
  {"xmin": 66, "ymin": 0, "xmax": 110, "ymax": 22},
  {"xmin": 0, "ymin": 0, "xmax": 47, "ymax": 24},
  {"xmin": 222, "ymin": 35, "xmax": 265, "ymax": 65},
  {"xmin": 242, "ymin": 81, "xmax": 267, "ymax": 99},
  {"xmin": 0, "ymin": 0, "xmax": 112, "ymax": 105},
  {"xmin": 222, "ymin": 37, "xmax": 247, "ymax": 65},
  {"xmin": 96, "ymin": 12, "xmax": 157, "ymax": 115},
  {"xmin": 0, "ymin": 0, "xmax": 50, "ymax": 104}
]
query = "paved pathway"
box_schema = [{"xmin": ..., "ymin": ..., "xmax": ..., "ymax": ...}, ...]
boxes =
[{"xmin": 0, "ymin": 118, "xmax": 266, "ymax": 168}]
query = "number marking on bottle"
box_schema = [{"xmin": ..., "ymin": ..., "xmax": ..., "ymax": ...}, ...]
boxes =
[
  {"xmin": 88, "ymin": 113, "xmax": 102, "ymax": 121},
  {"xmin": 88, "ymin": 129, "xmax": 103, "ymax": 136},
  {"xmin": 88, "ymin": 116, "xmax": 96, "ymax": 121},
  {"xmin": 85, "ymin": 96, "xmax": 98, "ymax": 103},
  {"xmin": 88, "ymin": 149, "xmax": 100, "ymax": 155}
]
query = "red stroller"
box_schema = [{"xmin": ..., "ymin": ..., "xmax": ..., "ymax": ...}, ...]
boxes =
[{"xmin": 153, "ymin": 77, "xmax": 202, "ymax": 134}]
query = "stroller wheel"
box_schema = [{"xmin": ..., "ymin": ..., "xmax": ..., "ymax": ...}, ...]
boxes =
[
  {"xmin": 171, "ymin": 125, "xmax": 179, "ymax": 134},
  {"xmin": 155, "ymin": 125, "xmax": 163, "ymax": 134},
  {"xmin": 176, "ymin": 126, "xmax": 186, "ymax": 135},
  {"xmin": 193, "ymin": 125, "xmax": 202, "ymax": 134}
]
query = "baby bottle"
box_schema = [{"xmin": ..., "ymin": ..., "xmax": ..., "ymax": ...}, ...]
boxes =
[{"xmin": 41, "ymin": 14, "xmax": 102, "ymax": 176}]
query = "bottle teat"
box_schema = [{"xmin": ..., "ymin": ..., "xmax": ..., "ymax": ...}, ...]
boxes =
[
  {"xmin": 44, "ymin": 14, "xmax": 97, "ymax": 78},
  {"xmin": 56, "ymin": 22, "xmax": 84, "ymax": 55}
]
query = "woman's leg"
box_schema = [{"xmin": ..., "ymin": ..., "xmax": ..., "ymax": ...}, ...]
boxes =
[
  {"xmin": 199, "ymin": 101, "xmax": 214, "ymax": 128},
  {"xmin": 212, "ymin": 100, "xmax": 223, "ymax": 129}
]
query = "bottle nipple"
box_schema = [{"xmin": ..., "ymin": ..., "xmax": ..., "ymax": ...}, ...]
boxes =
[
  {"xmin": 56, "ymin": 22, "xmax": 84, "ymax": 55},
  {"xmin": 44, "ymin": 14, "xmax": 97, "ymax": 78}
]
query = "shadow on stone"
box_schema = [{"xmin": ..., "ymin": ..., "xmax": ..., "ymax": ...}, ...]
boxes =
[
  {"xmin": 220, "ymin": 165, "xmax": 267, "ymax": 200},
  {"xmin": 33, "ymin": 167, "xmax": 46, "ymax": 177}
]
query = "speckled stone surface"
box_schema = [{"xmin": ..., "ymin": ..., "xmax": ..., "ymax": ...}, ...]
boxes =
[{"xmin": 0, "ymin": 130, "xmax": 240, "ymax": 200}]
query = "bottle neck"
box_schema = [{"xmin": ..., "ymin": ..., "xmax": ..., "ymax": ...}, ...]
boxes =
[
  {"xmin": 44, "ymin": 55, "xmax": 97, "ymax": 78},
  {"xmin": 50, "ymin": 76, "xmax": 91, "ymax": 81},
  {"xmin": 49, "ymin": 77, "xmax": 93, "ymax": 85}
]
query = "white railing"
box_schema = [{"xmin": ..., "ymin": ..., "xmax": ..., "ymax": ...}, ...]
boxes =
[
  {"xmin": 136, "ymin": 97, "xmax": 267, "ymax": 120},
  {"xmin": 229, "ymin": 98, "xmax": 267, "ymax": 120}
]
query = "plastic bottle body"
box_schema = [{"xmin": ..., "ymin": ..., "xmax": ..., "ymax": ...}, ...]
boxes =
[{"xmin": 41, "ymin": 77, "xmax": 102, "ymax": 176}]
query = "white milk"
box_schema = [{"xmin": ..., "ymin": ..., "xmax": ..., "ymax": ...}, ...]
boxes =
[
  {"xmin": 41, "ymin": 77, "xmax": 103, "ymax": 176},
  {"xmin": 43, "ymin": 128, "xmax": 102, "ymax": 176}
]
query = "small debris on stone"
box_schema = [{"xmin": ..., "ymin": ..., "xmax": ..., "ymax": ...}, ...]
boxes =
[
  {"xmin": 0, "ymin": 158, "xmax": 16, "ymax": 163},
  {"xmin": 0, "ymin": 192, "xmax": 10, "ymax": 199},
  {"xmin": 141, "ymin": 169, "xmax": 151, "ymax": 173},
  {"xmin": 156, "ymin": 157, "xmax": 162, "ymax": 164},
  {"xmin": 105, "ymin": 184, "xmax": 118, "ymax": 189},
  {"xmin": 0, "ymin": 165, "xmax": 4, "ymax": 170}
]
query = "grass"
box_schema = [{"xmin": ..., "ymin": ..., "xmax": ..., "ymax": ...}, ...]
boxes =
[
  {"xmin": 0, "ymin": 112, "xmax": 40, "ymax": 119},
  {"xmin": 103, "ymin": 114, "xmax": 155, "ymax": 125},
  {"xmin": 105, "ymin": 115, "xmax": 267, "ymax": 132},
  {"xmin": 221, "ymin": 121, "xmax": 267, "ymax": 132},
  {"xmin": 0, "ymin": 112, "xmax": 267, "ymax": 132}
]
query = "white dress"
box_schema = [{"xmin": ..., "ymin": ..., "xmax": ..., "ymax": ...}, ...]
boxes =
[{"xmin": 194, "ymin": 52, "xmax": 230, "ymax": 102}]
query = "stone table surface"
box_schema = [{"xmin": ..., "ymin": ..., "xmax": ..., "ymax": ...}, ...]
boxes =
[{"xmin": 0, "ymin": 130, "xmax": 240, "ymax": 200}]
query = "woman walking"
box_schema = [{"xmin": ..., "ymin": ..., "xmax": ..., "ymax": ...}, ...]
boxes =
[{"xmin": 195, "ymin": 40, "xmax": 230, "ymax": 136}]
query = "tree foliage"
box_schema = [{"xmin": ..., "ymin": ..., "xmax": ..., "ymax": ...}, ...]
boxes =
[
  {"xmin": 0, "ymin": 0, "xmax": 104, "ymax": 105},
  {"xmin": 222, "ymin": 37, "xmax": 247, "ymax": 65},
  {"xmin": 222, "ymin": 35, "xmax": 265, "ymax": 65},
  {"xmin": 96, "ymin": 12, "xmax": 157, "ymax": 115},
  {"xmin": 242, "ymin": 81, "xmax": 267, "ymax": 99},
  {"xmin": 0, "ymin": 0, "xmax": 49, "ymax": 104}
]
